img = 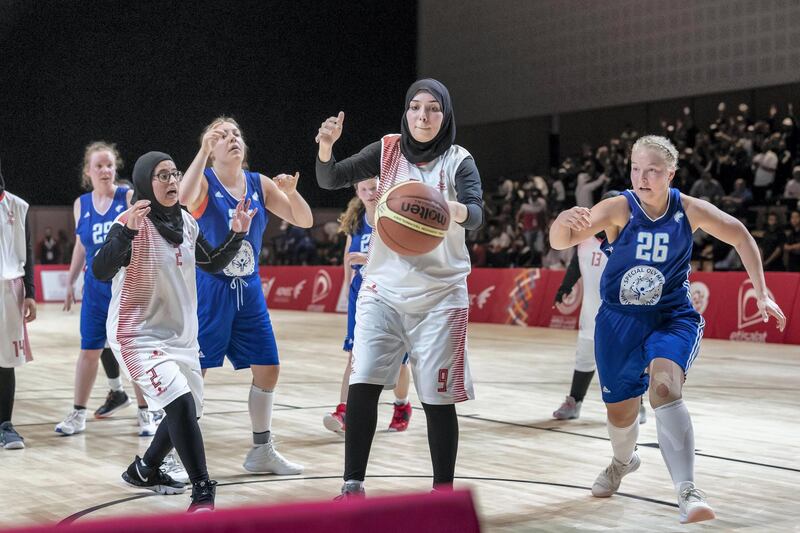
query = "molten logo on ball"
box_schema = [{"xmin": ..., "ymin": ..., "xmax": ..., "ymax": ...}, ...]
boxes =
[{"xmin": 400, "ymin": 202, "xmax": 448, "ymax": 227}]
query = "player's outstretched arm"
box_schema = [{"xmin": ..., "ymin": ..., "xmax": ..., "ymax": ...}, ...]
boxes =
[
  {"xmin": 684, "ymin": 194, "xmax": 786, "ymax": 330},
  {"xmin": 550, "ymin": 196, "xmax": 627, "ymax": 250}
]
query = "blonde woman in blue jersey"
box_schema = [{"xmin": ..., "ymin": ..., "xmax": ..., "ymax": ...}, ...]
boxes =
[
  {"xmin": 57, "ymin": 142, "xmax": 154, "ymax": 437},
  {"xmin": 550, "ymin": 135, "xmax": 786, "ymax": 524},
  {"xmin": 180, "ymin": 117, "xmax": 312, "ymax": 475}
]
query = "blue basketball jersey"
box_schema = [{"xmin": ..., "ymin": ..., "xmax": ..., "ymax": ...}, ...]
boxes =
[
  {"xmin": 76, "ymin": 187, "xmax": 129, "ymax": 275},
  {"xmin": 348, "ymin": 213, "xmax": 373, "ymax": 291},
  {"xmin": 600, "ymin": 188, "xmax": 693, "ymax": 310},
  {"xmin": 195, "ymin": 168, "xmax": 268, "ymax": 281}
]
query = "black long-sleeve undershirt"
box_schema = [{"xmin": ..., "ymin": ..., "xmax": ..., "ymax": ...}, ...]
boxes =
[
  {"xmin": 23, "ymin": 212, "xmax": 34, "ymax": 298},
  {"xmin": 92, "ymin": 223, "xmax": 246, "ymax": 282},
  {"xmin": 316, "ymin": 141, "xmax": 484, "ymax": 230}
]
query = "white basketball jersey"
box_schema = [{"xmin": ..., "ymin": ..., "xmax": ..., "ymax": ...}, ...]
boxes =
[
  {"xmin": 577, "ymin": 237, "xmax": 606, "ymax": 340},
  {"xmin": 0, "ymin": 192, "xmax": 29, "ymax": 281},
  {"xmin": 106, "ymin": 211, "xmax": 201, "ymax": 377},
  {"xmin": 363, "ymin": 134, "xmax": 472, "ymax": 314}
]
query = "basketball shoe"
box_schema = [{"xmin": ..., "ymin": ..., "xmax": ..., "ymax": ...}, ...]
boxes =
[
  {"xmin": 137, "ymin": 408, "xmax": 156, "ymax": 437},
  {"xmin": 639, "ymin": 402, "xmax": 647, "ymax": 424},
  {"xmin": 188, "ymin": 479, "xmax": 217, "ymax": 512},
  {"xmin": 323, "ymin": 403, "xmax": 346, "ymax": 434},
  {"xmin": 94, "ymin": 390, "xmax": 131, "ymax": 418},
  {"xmin": 122, "ymin": 455, "xmax": 186, "ymax": 495},
  {"xmin": 553, "ymin": 396, "xmax": 582, "ymax": 420},
  {"xmin": 335, "ymin": 480, "xmax": 366, "ymax": 501},
  {"xmin": 243, "ymin": 438, "xmax": 304, "ymax": 475},
  {"xmin": 0, "ymin": 422, "xmax": 25, "ymax": 449},
  {"xmin": 388, "ymin": 401, "xmax": 412, "ymax": 432},
  {"xmin": 677, "ymin": 482, "xmax": 715, "ymax": 524},
  {"xmin": 591, "ymin": 452, "xmax": 641, "ymax": 497},
  {"xmin": 162, "ymin": 450, "xmax": 189, "ymax": 484},
  {"xmin": 55, "ymin": 408, "xmax": 87, "ymax": 435}
]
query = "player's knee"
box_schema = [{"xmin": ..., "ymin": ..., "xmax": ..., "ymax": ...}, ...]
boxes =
[{"xmin": 648, "ymin": 372, "xmax": 681, "ymax": 407}]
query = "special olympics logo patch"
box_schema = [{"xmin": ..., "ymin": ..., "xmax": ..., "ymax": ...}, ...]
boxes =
[
  {"xmin": 619, "ymin": 266, "xmax": 665, "ymax": 305},
  {"xmin": 223, "ymin": 240, "xmax": 256, "ymax": 277}
]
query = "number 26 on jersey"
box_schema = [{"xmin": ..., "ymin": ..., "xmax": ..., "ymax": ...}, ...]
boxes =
[{"xmin": 635, "ymin": 232, "xmax": 669, "ymax": 262}]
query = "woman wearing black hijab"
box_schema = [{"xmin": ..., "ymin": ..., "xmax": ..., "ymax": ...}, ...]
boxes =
[
  {"xmin": 315, "ymin": 79, "xmax": 484, "ymax": 497},
  {"xmin": 93, "ymin": 151, "xmax": 255, "ymax": 511}
]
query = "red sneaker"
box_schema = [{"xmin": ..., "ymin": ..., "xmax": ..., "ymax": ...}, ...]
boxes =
[
  {"xmin": 323, "ymin": 403, "xmax": 346, "ymax": 434},
  {"xmin": 388, "ymin": 402, "xmax": 412, "ymax": 432}
]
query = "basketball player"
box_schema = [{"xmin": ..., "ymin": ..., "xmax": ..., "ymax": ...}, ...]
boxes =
[
  {"xmin": 552, "ymin": 190, "xmax": 646, "ymax": 424},
  {"xmin": 0, "ymin": 157, "xmax": 36, "ymax": 449},
  {"xmin": 315, "ymin": 78, "xmax": 484, "ymax": 496},
  {"xmin": 57, "ymin": 142, "xmax": 154, "ymax": 437},
  {"xmin": 179, "ymin": 117, "xmax": 311, "ymax": 475},
  {"xmin": 549, "ymin": 135, "xmax": 786, "ymax": 524},
  {"xmin": 94, "ymin": 151, "xmax": 254, "ymax": 511},
  {"xmin": 323, "ymin": 178, "xmax": 413, "ymax": 434}
]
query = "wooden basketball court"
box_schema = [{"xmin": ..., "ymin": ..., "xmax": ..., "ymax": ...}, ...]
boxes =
[{"xmin": 2, "ymin": 304, "xmax": 798, "ymax": 531}]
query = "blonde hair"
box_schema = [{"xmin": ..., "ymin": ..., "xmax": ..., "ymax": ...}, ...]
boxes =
[
  {"xmin": 81, "ymin": 141, "xmax": 122, "ymax": 190},
  {"xmin": 201, "ymin": 116, "xmax": 249, "ymax": 168},
  {"xmin": 338, "ymin": 195, "xmax": 365, "ymax": 236},
  {"xmin": 631, "ymin": 135, "xmax": 679, "ymax": 171}
]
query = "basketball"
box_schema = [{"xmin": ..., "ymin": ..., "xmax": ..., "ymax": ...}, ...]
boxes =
[{"xmin": 375, "ymin": 181, "xmax": 450, "ymax": 256}]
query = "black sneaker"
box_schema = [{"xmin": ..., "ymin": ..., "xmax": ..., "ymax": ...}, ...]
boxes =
[
  {"xmin": 188, "ymin": 479, "xmax": 217, "ymax": 512},
  {"xmin": 94, "ymin": 389, "xmax": 131, "ymax": 418},
  {"xmin": 0, "ymin": 421, "xmax": 25, "ymax": 450},
  {"xmin": 122, "ymin": 455, "xmax": 187, "ymax": 495}
]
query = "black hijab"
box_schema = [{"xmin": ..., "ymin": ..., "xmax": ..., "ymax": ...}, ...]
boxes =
[
  {"xmin": 131, "ymin": 151, "xmax": 184, "ymax": 245},
  {"xmin": 400, "ymin": 78, "xmax": 456, "ymax": 164}
]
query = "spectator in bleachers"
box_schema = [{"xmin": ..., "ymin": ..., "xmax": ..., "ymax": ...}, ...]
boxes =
[
  {"xmin": 752, "ymin": 141, "xmax": 778, "ymax": 204},
  {"xmin": 785, "ymin": 210, "xmax": 800, "ymax": 272},
  {"xmin": 757, "ymin": 212, "xmax": 785, "ymax": 271},
  {"xmin": 575, "ymin": 165, "xmax": 609, "ymax": 208},
  {"xmin": 720, "ymin": 178, "xmax": 753, "ymax": 218},
  {"xmin": 516, "ymin": 188, "xmax": 547, "ymax": 254},
  {"xmin": 39, "ymin": 226, "xmax": 60, "ymax": 264},
  {"xmin": 689, "ymin": 171, "xmax": 725, "ymax": 205}
]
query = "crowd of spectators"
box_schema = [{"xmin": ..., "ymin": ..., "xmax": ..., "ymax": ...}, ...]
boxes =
[
  {"xmin": 37, "ymin": 102, "xmax": 800, "ymax": 273},
  {"xmin": 468, "ymin": 102, "xmax": 800, "ymax": 272}
]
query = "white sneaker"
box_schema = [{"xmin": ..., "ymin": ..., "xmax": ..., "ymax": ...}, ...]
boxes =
[
  {"xmin": 55, "ymin": 409, "xmax": 87, "ymax": 435},
  {"xmin": 553, "ymin": 396, "xmax": 582, "ymax": 420},
  {"xmin": 591, "ymin": 452, "xmax": 641, "ymax": 497},
  {"xmin": 138, "ymin": 409, "xmax": 156, "ymax": 437},
  {"xmin": 678, "ymin": 482, "xmax": 716, "ymax": 524},
  {"xmin": 243, "ymin": 439, "xmax": 304, "ymax": 475},
  {"xmin": 638, "ymin": 402, "xmax": 647, "ymax": 424},
  {"xmin": 152, "ymin": 409, "xmax": 165, "ymax": 426},
  {"xmin": 162, "ymin": 451, "xmax": 190, "ymax": 485}
]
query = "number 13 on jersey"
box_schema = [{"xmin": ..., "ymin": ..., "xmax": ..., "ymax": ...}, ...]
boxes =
[{"xmin": 635, "ymin": 232, "xmax": 669, "ymax": 262}]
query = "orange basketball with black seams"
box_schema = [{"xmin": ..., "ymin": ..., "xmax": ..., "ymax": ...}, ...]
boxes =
[{"xmin": 375, "ymin": 181, "xmax": 450, "ymax": 256}]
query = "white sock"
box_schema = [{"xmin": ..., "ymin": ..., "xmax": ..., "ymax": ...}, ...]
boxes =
[
  {"xmin": 607, "ymin": 418, "xmax": 639, "ymax": 464},
  {"xmin": 108, "ymin": 377, "xmax": 124, "ymax": 392},
  {"xmin": 654, "ymin": 399, "xmax": 695, "ymax": 489},
  {"xmin": 249, "ymin": 385, "xmax": 274, "ymax": 444},
  {"xmin": 394, "ymin": 397, "xmax": 409, "ymax": 406}
]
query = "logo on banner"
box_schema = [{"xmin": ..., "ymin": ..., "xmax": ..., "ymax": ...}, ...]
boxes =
[
  {"xmin": 261, "ymin": 277, "xmax": 275, "ymax": 299},
  {"xmin": 689, "ymin": 281, "xmax": 709, "ymax": 314},
  {"xmin": 619, "ymin": 266, "xmax": 664, "ymax": 305},
  {"xmin": 555, "ymin": 279, "xmax": 582, "ymax": 315},
  {"xmin": 293, "ymin": 280, "xmax": 306, "ymax": 300},
  {"xmin": 311, "ymin": 270, "xmax": 332, "ymax": 304},
  {"xmin": 736, "ymin": 280, "xmax": 775, "ymax": 330},
  {"xmin": 469, "ymin": 285, "xmax": 495, "ymax": 310},
  {"xmin": 506, "ymin": 269, "xmax": 541, "ymax": 326}
]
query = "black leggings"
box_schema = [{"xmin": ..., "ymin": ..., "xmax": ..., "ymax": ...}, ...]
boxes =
[
  {"xmin": 343, "ymin": 383, "xmax": 459, "ymax": 486},
  {"xmin": 143, "ymin": 392, "xmax": 208, "ymax": 483}
]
